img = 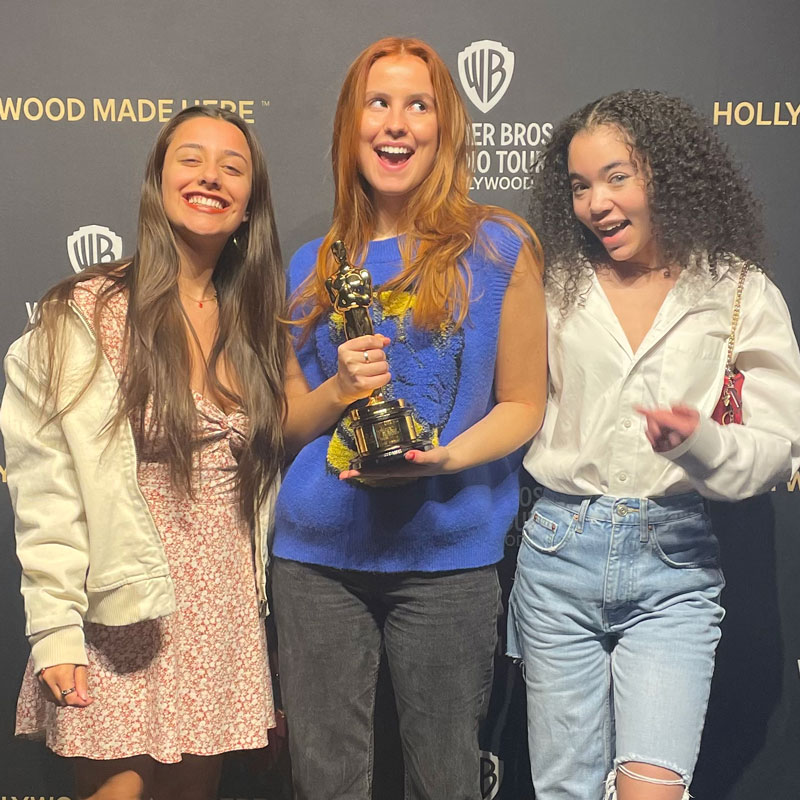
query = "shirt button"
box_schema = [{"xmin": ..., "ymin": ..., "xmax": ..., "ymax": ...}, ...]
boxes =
[
  {"xmin": 618, "ymin": 472, "xmax": 628, "ymax": 482},
  {"xmin": 622, "ymin": 418, "xmax": 632, "ymax": 429}
]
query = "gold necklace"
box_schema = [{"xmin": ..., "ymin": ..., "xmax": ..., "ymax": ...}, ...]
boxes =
[
  {"xmin": 179, "ymin": 289, "xmax": 218, "ymax": 309},
  {"xmin": 599, "ymin": 263, "xmax": 676, "ymax": 281}
]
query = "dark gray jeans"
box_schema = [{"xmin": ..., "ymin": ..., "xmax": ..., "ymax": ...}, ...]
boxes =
[{"xmin": 272, "ymin": 558, "xmax": 501, "ymax": 800}]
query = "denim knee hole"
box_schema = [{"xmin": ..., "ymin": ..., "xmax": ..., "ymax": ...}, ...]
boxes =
[{"xmin": 604, "ymin": 764, "xmax": 689, "ymax": 800}]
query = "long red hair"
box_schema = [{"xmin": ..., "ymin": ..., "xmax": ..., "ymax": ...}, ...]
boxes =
[{"xmin": 291, "ymin": 36, "xmax": 540, "ymax": 331}]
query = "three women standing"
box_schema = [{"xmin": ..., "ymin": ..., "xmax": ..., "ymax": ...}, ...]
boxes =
[{"xmin": 5, "ymin": 37, "xmax": 800, "ymax": 800}]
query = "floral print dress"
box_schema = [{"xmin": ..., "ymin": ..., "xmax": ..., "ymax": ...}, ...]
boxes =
[{"xmin": 15, "ymin": 284, "xmax": 275, "ymax": 762}]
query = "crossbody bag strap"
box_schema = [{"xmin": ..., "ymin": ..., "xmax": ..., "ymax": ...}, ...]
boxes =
[{"xmin": 724, "ymin": 262, "xmax": 751, "ymax": 370}]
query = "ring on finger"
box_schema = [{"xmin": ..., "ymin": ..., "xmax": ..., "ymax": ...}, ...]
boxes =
[
  {"xmin": 363, "ymin": 351, "xmax": 370, "ymax": 363},
  {"xmin": 60, "ymin": 687, "xmax": 76, "ymax": 697}
]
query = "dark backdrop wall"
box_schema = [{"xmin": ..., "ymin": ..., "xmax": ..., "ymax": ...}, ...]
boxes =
[{"xmin": 1, "ymin": 1, "xmax": 799, "ymax": 797}]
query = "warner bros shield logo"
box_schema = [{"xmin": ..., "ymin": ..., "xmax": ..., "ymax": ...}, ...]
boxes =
[
  {"xmin": 481, "ymin": 750, "xmax": 504, "ymax": 800},
  {"xmin": 67, "ymin": 224, "xmax": 123, "ymax": 273},
  {"xmin": 458, "ymin": 40, "xmax": 515, "ymax": 114}
]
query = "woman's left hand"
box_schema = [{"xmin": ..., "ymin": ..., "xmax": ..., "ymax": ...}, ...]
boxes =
[
  {"xmin": 338, "ymin": 445, "xmax": 454, "ymax": 481},
  {"xmin": 636, "ymin": 404, "xmax": 700, "ymax": 452}
]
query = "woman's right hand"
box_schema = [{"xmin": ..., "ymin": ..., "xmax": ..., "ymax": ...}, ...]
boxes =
[
  {"xmin": 38, "ymin": 664, "xmax": 93, "ymax": 707},
  {"xmin": 334, "ymin": 334, "xmax": 391, "ymax": 405}
]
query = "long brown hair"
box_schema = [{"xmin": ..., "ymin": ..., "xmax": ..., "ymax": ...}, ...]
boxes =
[
  {"xmin": 291, "ymin": 36, "xmax": 540, "ymax": 331},
  {"xmin": 30, "ymin": 105, "xmax": 286, "ymax": 524}
]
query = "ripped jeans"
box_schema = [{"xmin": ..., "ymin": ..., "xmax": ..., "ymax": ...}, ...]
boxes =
[{"xmin": 508, "ymin": 490, "xmax": 725, "ymax": 799}]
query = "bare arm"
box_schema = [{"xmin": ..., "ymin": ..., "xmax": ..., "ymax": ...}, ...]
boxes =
[
  {"xmin": 283, "ymin": 333, "xmax": 391, "ymax": 456},
  {"xmin": 339, "ymin": 242, "xmax": 548, "ymax": 478},
  {"xmin": 445, "ymin": 242, "xmax": 547, "ymax": 469}
]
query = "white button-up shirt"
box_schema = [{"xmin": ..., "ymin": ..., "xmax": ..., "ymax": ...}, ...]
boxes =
[{"xmin": 524, "ymin": 256, "xmax": 800, "ymax": 500}]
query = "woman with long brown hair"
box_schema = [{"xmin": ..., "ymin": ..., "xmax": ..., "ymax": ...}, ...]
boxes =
[
  {"xmin": 273, "ymin": 36, "xmax": 547, "ymax": 800},
  {"xmin": 1, "ymin": 105, "xmax": 285, "ymax": 799}
]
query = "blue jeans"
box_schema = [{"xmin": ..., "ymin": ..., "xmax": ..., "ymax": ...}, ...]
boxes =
[
  {"xmin": 272, "ymin": 558, "xmax": 501, "ymax": 800},
  {"xmin": 508, "ymin": 490, "xmax": 725, "ymax": 800}
]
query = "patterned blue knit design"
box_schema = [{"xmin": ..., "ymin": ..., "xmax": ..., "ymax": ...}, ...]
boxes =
[{"xmin": 273, "ymin": 220, "xmax": 524, "ymax": 572}]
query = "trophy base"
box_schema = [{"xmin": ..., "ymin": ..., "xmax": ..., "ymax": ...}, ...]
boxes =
[
  {"xmin": 349, "ymin": 398, "xmax": 433, "ymax": 471},
  {"xmin": 350, "ymin": 441, "xmax": 434, "ymax": 471}
]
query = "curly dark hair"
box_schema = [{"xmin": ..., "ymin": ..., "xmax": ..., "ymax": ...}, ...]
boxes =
[{"xmin": 529, "ymin": 89, "xmax": 765, "ymax": 310}]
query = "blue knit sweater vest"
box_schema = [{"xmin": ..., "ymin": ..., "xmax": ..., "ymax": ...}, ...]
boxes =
[{"xmin": 273, "ymin": 220, "xmax": 524, "ymax": 572}]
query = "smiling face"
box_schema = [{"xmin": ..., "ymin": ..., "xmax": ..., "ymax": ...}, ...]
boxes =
[
  {"xmin": 357, "ymin": 54, "xmax": 439, "ymax": 229},
  {"xmin": 567, "ymin": 124, "xmax": 656, "ymax": 268},
  {"xmin": 161, "ymin": 116, "xmax": 252, "ymax": 254}
]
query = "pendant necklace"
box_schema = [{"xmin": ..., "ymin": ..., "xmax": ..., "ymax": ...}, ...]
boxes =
[{"xmin": 179, "ymin": 289, "xmax": 218, "ymax": 309}]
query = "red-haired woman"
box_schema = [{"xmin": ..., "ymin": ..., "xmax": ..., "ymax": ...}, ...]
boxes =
[{"xmin": 274, "ymin": 37, "xmax": 547, "ymax": 800}]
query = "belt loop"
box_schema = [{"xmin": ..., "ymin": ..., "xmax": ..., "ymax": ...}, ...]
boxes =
[
  {"xmin": 639, "ymin": 497, "xmax": 649, "ymax": 543},
  {"xmin": 574, "ymin": 497, "xmax": 591, "ymax": 535}
]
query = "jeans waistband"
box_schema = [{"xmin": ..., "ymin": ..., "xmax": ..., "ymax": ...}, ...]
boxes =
[{"xmin": 540, "ymin": 488, "xmax": 706, "ymax": 527}]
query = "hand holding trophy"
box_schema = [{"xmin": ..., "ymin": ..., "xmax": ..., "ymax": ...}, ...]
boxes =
[{"xmin": 326, "ymin": 240, "xmax": 433, "ymax": 471}]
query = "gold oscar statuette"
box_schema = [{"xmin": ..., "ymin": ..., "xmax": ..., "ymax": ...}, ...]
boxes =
[{"xmin": 326, "ymin": 240, "xmax": 433, "ymax": 470}]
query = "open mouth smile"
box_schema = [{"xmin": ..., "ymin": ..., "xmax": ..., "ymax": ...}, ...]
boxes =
[
  {"xmin": 183, "ymin": 192, "xmax": 230, "ymax": 214},
  {"xmin": 375, "ymin": 145, "xmax": 414, "ymax": 166},
  {"xmin": 596, "ymin": 220, "xmax": 629, "ymax": 239}
]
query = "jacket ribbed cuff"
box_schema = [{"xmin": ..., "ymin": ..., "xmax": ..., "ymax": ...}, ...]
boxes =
[{"xmin": 30, "ymin": 624, "xmax": 88, "ymax": 673}]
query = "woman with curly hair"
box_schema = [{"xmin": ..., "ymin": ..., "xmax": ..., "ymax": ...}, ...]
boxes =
[
  {"xmin": 1, "ymin": 105, "xmax": 285, "ymax": 799},
  {"xmin": 509, "ymin": 89, "xmax": 800, "ymax": 800},
  {"xmin": 271, "ymin": 36, "xmax": 546, "ymax": 800}
]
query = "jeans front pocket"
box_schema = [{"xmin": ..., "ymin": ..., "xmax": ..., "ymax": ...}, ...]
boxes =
[
  {"xmin": 651, "ymin": 512, "xmax": 720, "ymax": 568},
  {"xmin": 522, "ymin": 502, "xmax": 576, "ymax": 555}
]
